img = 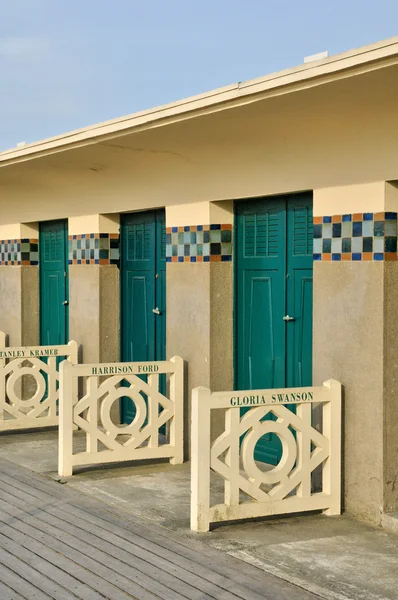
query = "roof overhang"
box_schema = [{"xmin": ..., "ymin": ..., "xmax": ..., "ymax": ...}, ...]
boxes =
[{"xmin": 1, "ymin": 35, "xmax": 398, "ymax": 167}]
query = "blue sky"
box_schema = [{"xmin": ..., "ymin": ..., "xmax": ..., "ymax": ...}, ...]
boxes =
[{"xmin": 1, "ymin": 0, "xmax": 398, "ymax": 151}]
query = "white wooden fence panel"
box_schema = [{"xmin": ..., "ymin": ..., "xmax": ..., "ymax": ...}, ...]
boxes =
[
  {"xmin": 191, "ymin": 380, "xmax": 342, "ymax": 532},
  {"xmin": 59, "ymin": 356, "xmax": 184, "ymax": 476},
  {"xmin": 0, "ymin": 340, "xmax": 78, "ymax": 432}
]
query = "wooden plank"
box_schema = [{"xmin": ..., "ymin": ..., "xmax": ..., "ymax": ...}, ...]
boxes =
[
  {"xmin": 0, "ymin": 478, "xmax": 232, "ymax": 600},
  {"xmin": 0, "ymin": 516, "xmax": 121, "ymax": 600},
  {"xmin": 0, "ymin": 464, "xmax": 263, "ymax": 598},
  {"xmin": 0, "ymin": 471, "xmax": 230, "ymax": 599},
  {"xmin": 0, "ymin": 464, "xmax": 270, "ymax": 599},
  {"xmin": 0, "ymin": 501, "xmax": 155, "ymax": 600},
  {"xmin": 0, "ymin": 459, "xmax": 316, "ymax": 600},
  {"xmin": 0, "ymin": 485, "xmax": 212, "ymax": 600},
  {"xmin": 36, "ymin": 508, "xmax": 223, "ymax": 600},
  {"xmin": 0, "ymin": 546, "xmax": 77, "ymax": 600},
  {"xmin": 51, "ymin": 500, "xmax": 263, "ymax": 600},
  {"xmin": 0, "ymin": 470, "xmax": 264, "ymax": 600},
  {"xmin": 69, "ymin": 501, "xmax": 273, "ymax": 599},
  {"xmin": 0, "ymin": 562, "xmax": 51, "ymax": 600},
  {"xmin": 0, "ymin": 532, "xmax": 102, "ymax": 600},
  {"xmin": 0, "ymin": 492, "xmax": 189, "ymax": 600},
  {"xmin": 0, "ymin": 580, "xmax": 26, "ymax": 600}
]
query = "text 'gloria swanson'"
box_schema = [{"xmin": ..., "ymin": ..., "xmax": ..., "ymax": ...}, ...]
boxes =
[{"xmin": 230, "ymin": 391, "xmax": 314, "ymax": 406}]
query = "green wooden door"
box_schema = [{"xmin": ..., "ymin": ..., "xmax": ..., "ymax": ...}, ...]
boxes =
[
  {"xmin": 235, "ymin": 194, "xmax": 313, "ymax": 464},
  {"xmin": 155, "ymin": 213, "xmax": 167, "ymax": 364},
  {"xmin": 286, "ymin": 198, "xmax": 314, "ymax": 388},
  {"xmin": 39, "ymin": 220, "xmax": 69, "ymax": 345},
  {"xmin": 120, "ymin": 210, "xmax": 166, "ymax": 423}
]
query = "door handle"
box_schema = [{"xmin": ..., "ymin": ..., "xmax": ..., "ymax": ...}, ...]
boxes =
[
  {"xmin": 283, "ymin": 315, "xmax": 295, "ymax": 321},
  {"xmin": 62, "ymin": 301, "xmax": 69, "ymax": 306},
  {"xmin": 152, "ymin": 307, "xmax": 161, "ymax": 315}
]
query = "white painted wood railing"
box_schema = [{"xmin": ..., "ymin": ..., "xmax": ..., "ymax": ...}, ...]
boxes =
[
  {"xmin": 0, "ymin": 339, "xmax": 78, "ymax": 432},
  {"xmin": 58, "ymin": 357, "xmax": 184, "ymax": 476},
  {"xmin": 191, "ymin": 380, "xmax": 342, "ymax": 532}
]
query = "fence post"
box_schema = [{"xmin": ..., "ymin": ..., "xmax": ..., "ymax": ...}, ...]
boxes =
[
  {"xmin": 0, "ymin": 332, "xmax": 6, "ymax": 369},
  {"xmin": 58, "ymin": 360, "xmax": 74, "ymax": 477},
  {"xmin": 191, "ymin": 387, "xmax": 211, "ymax": 533},
  {"xmin": 0, "ymin": 337, "xmax": 5, "ymax": 423},
  {"xmin": 322, "ymin": 379, "xmax": 342, "ymax": 516},
  {"xmin": 67, "ymin": 340, "xmax": 78, "ymax": 366},
  {"xmin": 169, "ymin": 356, "xmax": 184, "ymax": 465}
]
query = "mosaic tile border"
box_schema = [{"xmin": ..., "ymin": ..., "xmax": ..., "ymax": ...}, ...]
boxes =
[
  {"xmin": 0, "ymin": 239, "xmax": 38, "ymax": 266},
  {"xmin": 166, "ymin": 224, "xmax": 232, "ymax": 263},
  {"xmin": 313, "ymin": 213, "xmax": 398, "ymax": 261},
  {"xmin": 68, "ymin": 233, "xmax": 120, "ymax": 265}
]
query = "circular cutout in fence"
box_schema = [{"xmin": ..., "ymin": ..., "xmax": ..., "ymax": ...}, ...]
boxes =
[
  {"xmin": 253, "ymin": 433, "xmax": 283, "ymax": 472},
  {"xmin": 6, "ymin": 367, "xmax": 46, "ymax": 407},
  {"xmin": 242, "ymin": 421, "xmax": 297, "ymax": 485},
  {"xmin": 100, "ymin": 386, "xmax": 147, "ymax": 438}
]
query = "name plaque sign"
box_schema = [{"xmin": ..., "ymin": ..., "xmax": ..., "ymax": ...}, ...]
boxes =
[{"xmin": 229, "ymin": 390, "xmax": 315, "ymax": 406}]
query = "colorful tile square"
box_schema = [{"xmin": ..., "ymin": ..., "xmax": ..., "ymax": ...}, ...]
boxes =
[
  {"xmin": 313, "ymin": 212, "xmax": 398, "ymax": 262},
  {"xmin": 68, "ymin": 233, "xmax": 120, "ymax": 266},
  {"xmin": 166, "ymin": 224, "xmax": 232, "ymax": 263},
  {"xmin": 0, "ymin": 239, "xmax": 39, "ymax": 266}
]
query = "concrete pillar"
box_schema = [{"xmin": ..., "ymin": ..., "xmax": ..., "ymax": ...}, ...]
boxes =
[
  {"xmin": 0, "ymin": 223, "xmax": 39, "ymax": 346},
  {"xmin": 166, "ymin": 201, "xmax": 234, "ymax": 449},
  {"xmin": 313, "ymin": 181, "xmax": 398, "ymax": 524},
  {"xmin": 68, "ymin": 214, "xmax": 120, "ymax": 364}
]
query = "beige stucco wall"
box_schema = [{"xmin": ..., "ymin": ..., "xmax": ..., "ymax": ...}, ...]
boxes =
[
  {"xmin": 313, "ymin": 262, "xmax": 385, "ymax": 522},
  {"xmin": 0, "ymin": 268, "xmax": 23, "ymax": 345},
  {"xmin": 0, "ymin": 223, "xmax": 38, "ymax": 240},
  {"xmin": 69, "ymin": 265, "xmax": 119, "ymax": 364},
  {"xmin": 0, "ymin": 267, "xmax": 39, "ymax": 346},
  {"xmin": 69, "ymin": 266, "xmax": 100, "ymax": 363},
  {"xmin": 21, "ymin": 267, "xmax": 39, "ymax": 346},
  {"xmin": 166, "ymin": 201, "xmax": 234, "ymax": 227},
  {"xmin": 69, "ymin": 264, "xmax": 120, "ymax": 422},
  {"xmin": 383, "ymin": 263, "xmax": 398, "ymax": 514},
  {"xmin": 166, "ymin": 200, "xmax": 234, "ymax": 451},
  {"xmin": 2, "ymin": 64, "xmax": 398, "ymax": 223},
  {"xmin": 99, "ymin": 266, "xmax": 120, "ymax": 363},
  {"xmin": 69, "ymin": 214, "xmax": 119, "ymax": 235},
  {"xmin": 312, "ymin": 181, "xmax": 398, "ymax": 523},
  {"xmin": 167, "ymin": 263, "xmax": 210, "ymax": 456},
  {"xmin": 166, "ymin": 260, "xmax": 233, "ymax": 454},
  {"xmin": 314, "ymin": 181, "xmax": 398, "ymax": 216},
  {"xmin": 210, "ymin": 262, "xmax": 234, "ymax": 394}
]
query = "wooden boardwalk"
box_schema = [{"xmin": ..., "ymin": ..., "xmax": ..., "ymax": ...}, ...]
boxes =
[{"xmin": 0, "ymin": 458, "xmax": 315, "ymax": 600}]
